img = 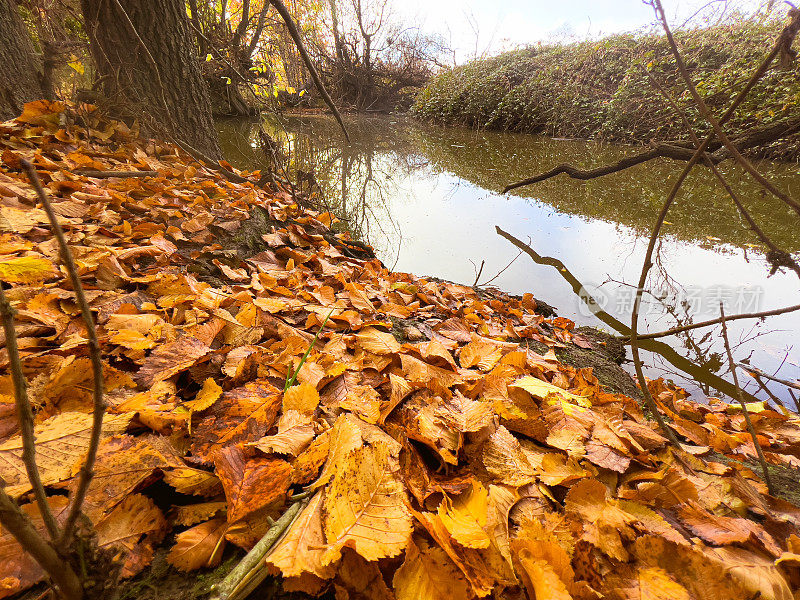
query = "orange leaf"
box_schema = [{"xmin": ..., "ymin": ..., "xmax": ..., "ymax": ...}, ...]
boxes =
[{"xmin": 167, "ymin": 517, "xmax": 227, "ymax": 572}]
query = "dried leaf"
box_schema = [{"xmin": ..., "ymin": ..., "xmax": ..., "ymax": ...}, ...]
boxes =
[
  {"xmin": 166, "ymin": 517, "xmax": 227, "ymax": 572},
  {"xmin": 0, "ymin": 412, "xmax": 131, "ymax": 497},
  {"xmin": 393, "ymin": 538, "xmax": 473, "ymax": 600},
  {"xmin": 322, "ymin": 441, "xmax": 412, "ymax": 564}
]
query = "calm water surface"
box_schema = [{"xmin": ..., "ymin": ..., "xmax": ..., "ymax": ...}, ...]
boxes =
[{"xmin": 218, "ymin": 114, "xmax": 800, "ymax": 404}]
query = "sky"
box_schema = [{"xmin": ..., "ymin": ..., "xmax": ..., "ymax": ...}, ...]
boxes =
[{"xmin": 393, "ymin": 0, "xmax": 768, "ymax": 63}]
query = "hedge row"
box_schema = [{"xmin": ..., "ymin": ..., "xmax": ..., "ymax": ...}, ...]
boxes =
[{"xmin": 411, "ymin": 19, "xmax": 800, "ymax": 159}]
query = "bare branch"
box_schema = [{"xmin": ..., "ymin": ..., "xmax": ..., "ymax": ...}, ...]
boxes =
[
  {"xmin": 502, "ymin": 144, "xmax": 698, "ymax": 193},
  {"xmin": 738, "ymin": 362, "xmax": 800, "ymax": 391},
  {"xmin": 0, "ymin": 284, "xmax": 60, "ymax": 541},
  {"xmin": 719, "ymin": 303, "xmax": 775, "ymax": 494},
  {"xmin": 20, "ymin": 161, "xmax": 106, "ymax": 546},
  {"xmin": 502, "ymin": 115, "xmax": 800, "ymax": 194},
  {"xmin": 620, "ymin": 302, "xmax": 800, "ymax": 342}
]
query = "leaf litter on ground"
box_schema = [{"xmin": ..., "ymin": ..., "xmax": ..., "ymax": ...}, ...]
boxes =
[{"xmin": 1, "ymin": 100, "xmax": 800, "ymax": 599}]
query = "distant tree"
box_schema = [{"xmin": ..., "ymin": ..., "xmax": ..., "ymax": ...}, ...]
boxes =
[
  {"xmin": 80, "ymin": 0, "xmax": 221, "ymax": 159},
  {"xmin": 0, "ymin": 0, "xmax": 49, "ymax": 120}
]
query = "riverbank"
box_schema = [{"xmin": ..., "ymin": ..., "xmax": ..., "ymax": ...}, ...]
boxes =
[
  {"xmin": 412, "ymin": 19, "xmax": 800, "ymax": 160},
  {"xmin": 3, "ymin": 102, "xmax": 800, "ymax": 599}
]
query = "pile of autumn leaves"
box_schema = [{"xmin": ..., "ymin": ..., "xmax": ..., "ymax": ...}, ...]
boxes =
[{"xmin": 1, "ymin": 101, "xmax": 800, "ymax": 600}]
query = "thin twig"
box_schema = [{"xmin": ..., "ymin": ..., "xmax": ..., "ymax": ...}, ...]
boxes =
[
  {"xmin": 789, "ymin": 388, "xmax": 800, "ymax": 412},
  {"xmin": 738, "ymin": 362, "xmax": 800, "ymax": 391},
  {"xmin": 618, "ymin": 303, "xmax": 800, "ymax": 342},
  {"xmin": 21, "ymin": 160, "xmax": 106, "ymax": 546},
  {"xmin": 471, "ymin": 259, "xmax": 484, "ymax": 287},
  {"xmin": 719, "ymin": 303, "xmax": 775, "ymax": 494},
  {"xmin": 0, "ymin": 284, "xmax": 60, "ymax": 541}
]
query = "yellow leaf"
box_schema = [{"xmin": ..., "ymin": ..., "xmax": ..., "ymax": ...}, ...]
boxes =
[
  {"xmin": 510, "ymin": 376, "xmax": 591, "ymax": 407},
  {"xmin": 0, "ymin": 256, "xmax": 56, "ymax": 283},
  {"xmin": 438, "ymin": 480, "xmax": 491, "ymax": 549},
  {"xmin": 67, "ymin": 58, "xmax": 84, "ymax": 75},
  {"xmin": 514, "ymin": 557, "xmax": 573, "ymax": 600},
  {"xmin": 110, "ymin": 328, "xmax": 156, "ymax": 351},
  {"xmin": 162, "ymin": 467, "xmax": 221, "ymax": 496},
  {"xmin": 283, "ymin": 382, "xmax": 320, "ymax": 414},
  {"xmin": 393, "ymin": 538, "xmax": 473, "ymax": 600},
  {"xmin": 322, "ymin": 441, "xmax": 412, "ymax": 564},
  {"xmin": 185, "ymin": 378, "xmax": 223, "ymax": 412},
  {"xmin": 266, "ymin": 490, "xmax": 335, "ymax": 580},
  {"xmin": 355, "ymin": 326, "xmax": 401, "ymax": 355}
]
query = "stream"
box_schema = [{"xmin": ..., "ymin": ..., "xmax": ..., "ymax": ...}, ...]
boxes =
[{"xmin": 218, "ymin": 113, "xmax": 800, "ymax": 405}]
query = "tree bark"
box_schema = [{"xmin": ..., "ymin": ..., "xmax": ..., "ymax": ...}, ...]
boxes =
[
  {"xmin": 81, "ymin": 0, "xmax": 221, "ymax": 159},
  {"xmin": 0, "ymin": 0, "xmax": 48, "ymax": 121}
]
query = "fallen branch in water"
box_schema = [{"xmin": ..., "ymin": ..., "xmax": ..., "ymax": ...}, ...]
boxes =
[
  {"xmin": 495, "ymin": 225, "xmax": 759, "ymax": 403},
  {"xmin": 738, "ymin": 363, "xmax": 800, "ymax": 392},
  {"xmin": 618, "ymin": 303, "xmax": 800, "ymax": 342}
]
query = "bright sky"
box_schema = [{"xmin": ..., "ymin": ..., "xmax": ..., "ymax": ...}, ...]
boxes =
[{"xmin": 395, "ymin": 0, "xmax": 767, "ymax": 63}]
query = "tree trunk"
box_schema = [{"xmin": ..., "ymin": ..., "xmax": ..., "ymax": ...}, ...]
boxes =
[
  {"xmin": 0, "ymin": 0, "xmax": 48, "ymax": 121},
  {"xmin": 81, "ymin": 0, "xmax": 221, "ymax": 159}
]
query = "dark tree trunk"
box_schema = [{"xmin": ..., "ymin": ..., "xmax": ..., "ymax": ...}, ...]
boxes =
[
  {"xmin": 81, "ymin": 0, "xmax": 221, "ymax": 159},
  {"xmin": 0, "ymin": 0, "xmax": 48, "ymax": 121}
]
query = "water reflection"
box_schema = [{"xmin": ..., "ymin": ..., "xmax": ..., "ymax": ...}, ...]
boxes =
[{"xmin": 217, "ymin": 114, "xmax": 800, "ymax": 404}]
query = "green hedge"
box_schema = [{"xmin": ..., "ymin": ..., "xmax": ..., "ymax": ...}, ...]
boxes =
[{"xmin": 412, "ymin": 20, "xmax": 800, "ymax": 158}]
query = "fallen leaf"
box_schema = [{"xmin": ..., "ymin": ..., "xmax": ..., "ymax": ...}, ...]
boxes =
[{"xmin": 166, "ymin": 517, "xmax": 227, "ymax": 572}]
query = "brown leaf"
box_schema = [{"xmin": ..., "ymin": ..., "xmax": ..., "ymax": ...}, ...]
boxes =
[
  {"xmin": 135, "ymin": 336, "xmax": 211, "ymax": 387},
  {"xmin": 95, "ymin": 494, "xmax": 167, "ymax": 578},
  {"xmin": 191, "ymin": 381, "xmax": 282, "ymax": 462},
  {"xmin": 166, "ymin": 517, "xmax": 227, "ymax": 572},
  {"xmin": 214, "ymin": 445, "xmax": 292, "ymax": 548}
]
